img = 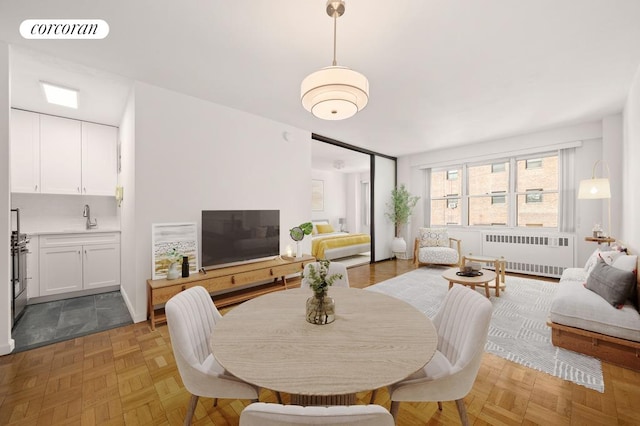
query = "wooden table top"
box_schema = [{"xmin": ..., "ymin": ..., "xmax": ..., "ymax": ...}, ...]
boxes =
[
  {"xmin": 210, "ymin": 287, "xmax": 437, "ymax": 396},
  {"xmin": 442, "ymin": 267, "xmax": 497, "ymax": 284}
]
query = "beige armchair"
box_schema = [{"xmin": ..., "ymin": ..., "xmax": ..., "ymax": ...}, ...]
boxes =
[{"xmin": 413, "ymin": 227, "xmax": 461, "ymax": 267}]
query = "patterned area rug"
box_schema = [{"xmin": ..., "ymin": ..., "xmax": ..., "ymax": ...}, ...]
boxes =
[{"xmin": 366, "ymin": 267, "xmax": 604, "ymax": 392}]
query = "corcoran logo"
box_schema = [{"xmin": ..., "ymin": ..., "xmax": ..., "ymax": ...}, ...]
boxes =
[{"xmin": 20, "ymin": 19, "xmax": 109, "ymax": 39}]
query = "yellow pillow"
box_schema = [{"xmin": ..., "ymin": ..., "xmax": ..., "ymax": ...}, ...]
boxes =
[{"xmin": 316, "ymin": 224, "xmax": 335, "ymax": 234}]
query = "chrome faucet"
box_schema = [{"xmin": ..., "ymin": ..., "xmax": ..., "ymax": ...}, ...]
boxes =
[{"xmin": 83, "ymin": 204, "xmax": 98, "ymax": 229}]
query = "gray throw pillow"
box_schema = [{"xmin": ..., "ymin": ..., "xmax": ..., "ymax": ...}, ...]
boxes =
[{"xmin": 585, "ymin": 258, "xmax": 636, "ymax": 308}]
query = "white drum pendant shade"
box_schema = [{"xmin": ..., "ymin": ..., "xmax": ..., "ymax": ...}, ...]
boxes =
[{"xmin": 301, "ymin": 66, "xmax": 369, "ymax": 120}]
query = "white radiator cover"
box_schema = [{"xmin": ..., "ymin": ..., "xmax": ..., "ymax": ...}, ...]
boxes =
[{"xmin": 481, "ymin": 232, "xmax": 576, "ymax": 278}]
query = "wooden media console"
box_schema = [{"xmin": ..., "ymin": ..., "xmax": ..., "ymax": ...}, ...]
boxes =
[{"xmin": 147, "ymin": 255, "xmax": 315, "ymax": 330}]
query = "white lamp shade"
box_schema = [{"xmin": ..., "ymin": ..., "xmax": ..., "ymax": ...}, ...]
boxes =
[
  {"xmin": 578, "ymin": 178, "xmax": 611, "ymax": 199},
  {"xmin": 301, "ymin": 66, "xmax": 369, "ymax": 120}
]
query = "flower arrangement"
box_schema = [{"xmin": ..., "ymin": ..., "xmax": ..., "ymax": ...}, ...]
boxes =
[
  {"xmin": 303, "ymin": 259, "xmax": 343, "ymax": 296},
  {"xmin": 166, "ymin": 247, "xmax": 183, "ymax": 265}
]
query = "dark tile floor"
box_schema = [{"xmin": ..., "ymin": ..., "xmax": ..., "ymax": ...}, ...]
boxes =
[{"xmin": 11, "ymin": 291, "xmax": 133, "ymax": 353}]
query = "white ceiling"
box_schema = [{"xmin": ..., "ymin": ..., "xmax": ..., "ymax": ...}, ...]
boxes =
[{"xmin": 2, "ymin": 0, "xmax": 640, "ymax": 157}]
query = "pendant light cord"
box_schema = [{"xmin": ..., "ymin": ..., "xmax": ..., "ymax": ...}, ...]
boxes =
[{"xmin": 332, "ymin": 12, "xmax": 338, "ymax": 66}]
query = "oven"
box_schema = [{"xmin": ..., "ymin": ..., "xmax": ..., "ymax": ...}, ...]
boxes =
[{"xmin": 11, "ymin": 208, "xmax": 28, "ymax": 328}]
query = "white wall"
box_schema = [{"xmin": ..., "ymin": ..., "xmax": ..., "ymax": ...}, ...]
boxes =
[
  {"xmin": 622, "ymin": 65, "xmax": 640, "ymax": 254},
  {"xmin": 118, "ymin": 88, "xmax": 136, "ymax": 319},
  {"xmin": 0, "ymin": 42, "xmax": 13, "ymax": 355},
  {"xmin": 311, "ymin": 169, "xmax": 346, "ymax": 229},
  {"xmin": 124, "ymin": 82, "xmax": 311, "ymax": 322},
  {"xmin": 397, "ymin": 121, "xmax": 613, "ymax": 266}
]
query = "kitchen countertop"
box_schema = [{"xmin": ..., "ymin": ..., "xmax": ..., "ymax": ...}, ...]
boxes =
[{"xmin": 29, "ymin": 228, "xmax": 121, "ymax": 236}]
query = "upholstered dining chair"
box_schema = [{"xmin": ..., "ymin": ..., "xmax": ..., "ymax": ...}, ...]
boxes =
[
  {"xmin": 386, "ymin": 284, "xmax": 492, "ymax": 425},
  {"xmin": 239, "ymin": 402, "xmax": 395, "ymax": 426},
  {"xmin": 165, "ymin": 286, "xmax": 259, "ymax": 425},
  {"xmin": 414, "ymin": 227, "xmax": 462, "ymax": 267},
  {"xmin": 301, "ymin": 261, "xmax": 350, "ymax": 289}
]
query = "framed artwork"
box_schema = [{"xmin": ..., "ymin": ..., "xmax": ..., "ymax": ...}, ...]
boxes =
[
  {"xmin": 152, "ymin": 222, "xmax": 199, "ymax": 279},
  {"xmin": 312, "ymin": 179, "xmax": 324, "ymax": 211}
]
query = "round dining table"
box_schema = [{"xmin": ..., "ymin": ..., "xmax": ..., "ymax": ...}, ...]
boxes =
[{"xmin": 210, "ymin": 287, "xmax": 437, "ymax": 405}]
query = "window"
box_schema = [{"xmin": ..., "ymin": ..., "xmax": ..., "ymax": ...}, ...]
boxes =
[
  {"xmin": 491, "ymin": 163, "xmax": 505, "ymax": 173},
  {"xmin": 430, "ymin": 168, "xmax": 462, "ymax": 225},
  {"xmin": 525, "ymin": 189, "xmax": 543, "ymax": 203},
  {"xmin": 468, "ymin": 162, "xmax": 509, "ymax": 226},
  {"xmin": 491, "ymin": 192, "xmax": 506, "ymax": 204},
  {"xmin": 428, "ymin": 154, "xmax": 559, "ymax": 228},
  {"xmin": 526, "ymin": 158, "xmax": 542, "ymax": 169},
  {"xmin": 516, "ymin": 156, "xmax": 557, "ymax": 227}
]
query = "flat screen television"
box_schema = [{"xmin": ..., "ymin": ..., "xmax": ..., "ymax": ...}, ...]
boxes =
[{"xmin": 201, "ymin": 210, "xmax": 280, "ymax": 269}]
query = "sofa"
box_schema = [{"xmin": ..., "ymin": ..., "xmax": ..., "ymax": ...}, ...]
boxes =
[{"xmin": 548, "ymin": 248, "xmax": 640, "ymax": 371}]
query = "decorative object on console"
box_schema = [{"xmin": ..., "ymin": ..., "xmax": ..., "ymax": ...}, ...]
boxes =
[
  {"xmin": 165, "ymin": 247, "xmax": 182, "ymax": 280},
  {"xmin": 290, "ymin": 222, "xmax": 313, "ymax": 258},
  {"xmin": 386, "ymin": 184, "xmax": 420, "ymax": 257},
  {"xmin": 578, "ymin": 160, "xmax": 612, "ymax": 237},
  {"xmin": 300, "ymin": 0, "xmax": 369, "ymax": 121},
  {"xmin": 303, "ymin": 259, "xmax": 343, "ymax": 325},
  {"xmin": 152, "ymin": 222, "xmax": 199, "ymax": 279},
  {"xmin": 181, "ymin": 256, "xmax": 189, "ymax": 278}
]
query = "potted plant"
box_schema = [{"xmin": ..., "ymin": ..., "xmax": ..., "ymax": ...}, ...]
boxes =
[
  {"xmin": 165, "ymin": 247, "xmax": 183, "ymax": 280},
  {"xmin": 385, "ymin": 184, "xmax": 420, "ymax": 256},
  {"xmin": 289, "ymin": 222, "xmax": 313, "ymax": 258}
]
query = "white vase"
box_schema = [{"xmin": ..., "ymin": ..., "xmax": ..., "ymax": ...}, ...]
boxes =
[
  {"xmin": 166, "ymin": 262, "xmax": 180, "ymax": 280},
  {"xmin": 391, "ymin": 237, "xmax": 407, "ymax": 255}
]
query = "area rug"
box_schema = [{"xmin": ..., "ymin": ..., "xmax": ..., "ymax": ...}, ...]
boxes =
[{"xmin": 366, "ymin": 267, "xmax": 604, "ymax": 392}]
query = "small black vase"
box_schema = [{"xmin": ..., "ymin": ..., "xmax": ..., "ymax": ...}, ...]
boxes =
[{"xmin": 181, "ymin": 256, "xmax": 189, "ymax": 278}]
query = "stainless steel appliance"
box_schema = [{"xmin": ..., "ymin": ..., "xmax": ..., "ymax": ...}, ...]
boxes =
[{"xmin": 11, "ymin": 208, "xmax": 28, "ymax": 328}]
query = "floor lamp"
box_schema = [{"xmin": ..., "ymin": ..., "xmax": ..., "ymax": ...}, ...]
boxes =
[{"xmin": 577, "ymin": 160, "xmax": 611, "ymax": 237}]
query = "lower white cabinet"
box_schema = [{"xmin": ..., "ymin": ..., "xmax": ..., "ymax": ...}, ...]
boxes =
[{"xmin": 39, "ymin": 232, "xmax": 120, "ymax": 297}]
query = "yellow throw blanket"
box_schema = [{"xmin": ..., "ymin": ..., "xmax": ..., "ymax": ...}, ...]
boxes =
[{"xmin": 312, "ymin": 233, "xmax": 371, "ymax": 259}]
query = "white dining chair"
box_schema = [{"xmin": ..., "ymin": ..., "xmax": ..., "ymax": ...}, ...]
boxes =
[
  {"xmin": 387, "ymin": 284, "xmax": 492, "ymax": 425},
  {"xmin": 165, "ymin": 286, "xmax": 259, "ymax": 425},
  {"xmin": 301, "ymin": 261, "xmax": 350, "ymax": 289},
  {"xmin": 239, "ymin": 402, "xmax": 395, "ymax": 426}
]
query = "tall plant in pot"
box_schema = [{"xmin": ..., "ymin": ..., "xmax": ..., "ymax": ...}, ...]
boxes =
[{"xmin": 385, "ymin": 184, "xmax": 420, "ymax": 256}]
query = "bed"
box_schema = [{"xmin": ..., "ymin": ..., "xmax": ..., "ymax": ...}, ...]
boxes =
[{"xmin": 311, "ymin": 220, "xmax": 371, "ymax": 260}]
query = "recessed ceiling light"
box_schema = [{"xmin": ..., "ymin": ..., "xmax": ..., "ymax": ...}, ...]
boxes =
[{"xmin": 40, "ymin": 81, "xmax": 78, "ymax": 109}]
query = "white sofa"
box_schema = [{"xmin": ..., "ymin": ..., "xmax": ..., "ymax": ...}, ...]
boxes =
[{"xmin": 548, "ymin": 251, "xmax": 640, "ymax": 371}]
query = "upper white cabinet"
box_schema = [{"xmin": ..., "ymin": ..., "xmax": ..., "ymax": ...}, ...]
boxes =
[
  {"xmin": 10, "ymin": 109, "xmax": 40, "ymax": 193},
  {"xmin": 40, "ymin": 114, "xmax": 82, "ymax": 194},
  {"xmin": 9, "ymin": 109, "xmax": 117, "ymax": 196},
  {"xmin": 82, "ymin": 122, "xmax": 117, "ymax": 196}
]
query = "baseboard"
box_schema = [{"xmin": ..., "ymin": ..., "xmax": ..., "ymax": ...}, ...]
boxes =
[
  {"xmin": 0, "ymin": 339, "xmax": 15, "ymax": 356},
  {"xmin": 120, "ymin": 286, "xmax": 146, "ymax": 323}
]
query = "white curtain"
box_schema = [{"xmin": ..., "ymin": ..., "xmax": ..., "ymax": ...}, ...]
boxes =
[{"xmin": 558, "ymin": 147, "xmax": 576, "ymax": 233}]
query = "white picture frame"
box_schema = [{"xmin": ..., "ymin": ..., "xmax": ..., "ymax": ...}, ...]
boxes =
[{"xmin": 152, "ymin": 222, "xmax": 199, "ymax": 279}]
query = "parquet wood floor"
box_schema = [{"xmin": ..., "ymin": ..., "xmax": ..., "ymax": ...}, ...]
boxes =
[{"xmin": 1, "ymin": 259, "xmax": 639, "ymax": 425}]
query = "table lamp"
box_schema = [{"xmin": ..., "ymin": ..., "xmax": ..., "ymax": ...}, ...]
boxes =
[{"xmin": 338, "ymin": 218, "xmax": 346, "ymax": 232}]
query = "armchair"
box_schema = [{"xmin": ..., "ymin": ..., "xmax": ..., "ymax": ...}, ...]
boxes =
[{"xmin": 413, "ymin": 227, "xmax": 461, "ymax": 267}]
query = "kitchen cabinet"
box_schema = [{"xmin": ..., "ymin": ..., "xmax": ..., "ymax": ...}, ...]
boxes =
[
  {"xmin": 10, "ymin": 110, "xmax": 117, "ymax": 196},
  {"xmin": 10, "ymin": 109, "xmax": 40, "ymax": 193},
  {"xmin": 40, "ymin": 114, "xmax": 82, "ymax": 194},
  {"xmin": 26, "ymin": 236, "xmax": 40, "ymax": 299},
  {"xmin": 39, "ymin": 232, "xmax": 121, "ymax": 297},
  {"xmin": 82, "ymin": 122, "xmax": 118, "ymax": 196}
]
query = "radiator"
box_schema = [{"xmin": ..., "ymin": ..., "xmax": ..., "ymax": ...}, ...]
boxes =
[{"xmin": 480, "ymin": 232, "xmax": 576, "ymax": 278}]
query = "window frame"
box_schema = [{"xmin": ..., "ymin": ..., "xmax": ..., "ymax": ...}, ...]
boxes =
[{"xmin": 427, "ymin": 151, "xmax": 560, "ymax": 229}]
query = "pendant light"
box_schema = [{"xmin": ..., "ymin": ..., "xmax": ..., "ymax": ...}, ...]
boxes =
[{"xmin": 301, "ymin": 0, "xmax": 369, "ymax": 120}]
